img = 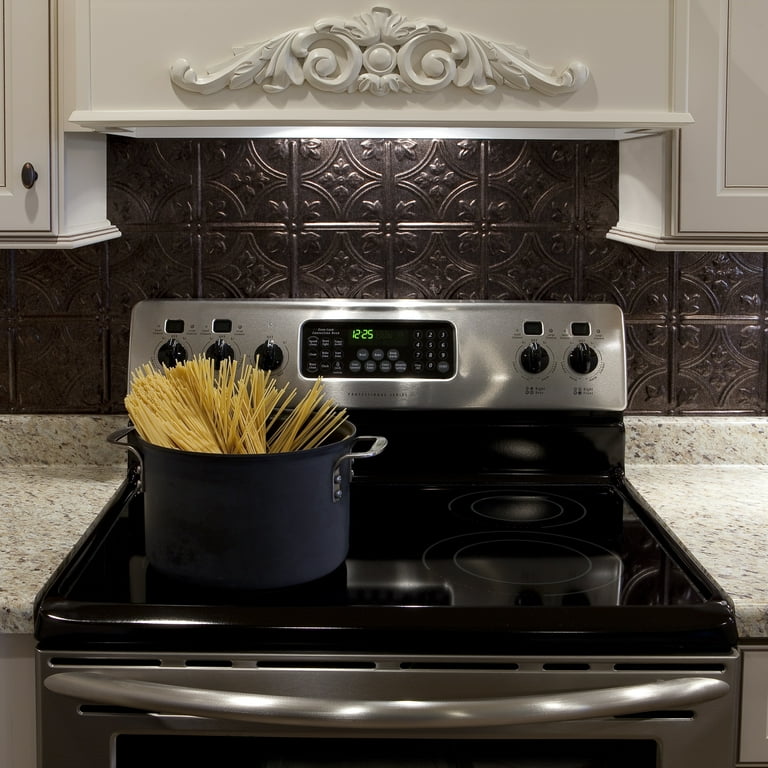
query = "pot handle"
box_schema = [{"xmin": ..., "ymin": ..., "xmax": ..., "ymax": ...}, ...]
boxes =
[
  {"xmin": 106, "ymin": 426, "xmax": 144, "ymax": 493},
  {"xmin": 332, "ymin": 435, "xmax": 387, "ymax": 503}
]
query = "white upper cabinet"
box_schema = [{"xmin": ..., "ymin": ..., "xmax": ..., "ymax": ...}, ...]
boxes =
[
  {"xmin": 0, "ymin": 0, "xmax": 119, "ymax": 248},
  {"xmin": 0, "ymin": 0, "xmax": 52, "ymax": 234},
  {"xmin": 610, "ymin": 0, "xmax": 768, "ymax": 250},
  {"xmin": 68, "ymin": 0, "xmax": 690, "ymax": 136}
]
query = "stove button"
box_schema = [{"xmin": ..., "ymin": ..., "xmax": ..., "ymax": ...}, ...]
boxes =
[
  {"xmin": 157, "ymin": 338, "xmax": 188, "ymax": 367},
  {"xmin": 568, "ymin": 342, "xmax": 599, "ymax": 374},
  {"xmin": 520, "ymin": 341, "xmax": 550, "ymax": 374}
]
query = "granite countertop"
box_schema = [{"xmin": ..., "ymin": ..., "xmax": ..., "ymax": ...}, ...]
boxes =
[
  {"xmin": 624, "ymin": 465, "xmax": 768, "ymax": 641},
  {"xmin": 1, "ymin": 414, "xmax": 767, "ymax": 641}
]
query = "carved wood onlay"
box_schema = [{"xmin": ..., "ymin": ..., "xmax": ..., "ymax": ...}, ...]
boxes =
[{"xmin": 170, "ymin": 6, "xmax": 589, "ymax": 97}]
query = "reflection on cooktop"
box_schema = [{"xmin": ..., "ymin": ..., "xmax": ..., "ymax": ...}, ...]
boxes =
[
  {"xmin": 448, "ymin": 490, "xmax": 587, "ymax": 528},
  {"xmin": 420, "ymin": 531, "xmax": 622, "ymax": 607}
]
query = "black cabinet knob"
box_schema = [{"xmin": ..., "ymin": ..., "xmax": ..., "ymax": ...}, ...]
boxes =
[{"xmin": 21, "ymin": 163, "xmax": 38, "ymax": 189}]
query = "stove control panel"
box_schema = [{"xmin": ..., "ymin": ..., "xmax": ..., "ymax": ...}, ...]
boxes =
[
  {"xmin": 128, "ymin": 299, "xmax": 626, "ymax": 411},
  {"xmin": 300, "ymin": 320, "xmax": 455, "ymax": 379}
]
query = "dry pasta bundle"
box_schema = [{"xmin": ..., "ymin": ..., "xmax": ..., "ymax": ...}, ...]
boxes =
[{"xmin": 124, "ymin": 356, "xmax": 348, "ymax": 455}]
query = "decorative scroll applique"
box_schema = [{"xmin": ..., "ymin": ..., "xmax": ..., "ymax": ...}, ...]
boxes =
[{"xmin": 170, "ymin": 6, "xmax": 588, "ymax": 97}]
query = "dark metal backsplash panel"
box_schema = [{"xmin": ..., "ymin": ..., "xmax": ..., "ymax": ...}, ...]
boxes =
[{"xmin": 0, "ymin": 137, "xmax": 765, "ymax": 414}]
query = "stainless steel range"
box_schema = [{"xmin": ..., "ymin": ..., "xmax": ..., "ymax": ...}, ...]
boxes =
[{"xmin": 34, "ymin": 299, "xmax": 739, "ymax": 768}]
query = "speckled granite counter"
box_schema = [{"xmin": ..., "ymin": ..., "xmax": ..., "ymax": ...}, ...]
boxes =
[
  {"xmin": 0, "ymin": 464, "xmax": 124, "ymax": 632},
  {"xmin": 0, "ymin": 415, "xmax": 126, "ymax": 633},
  {"xmin": 1, "ymin": 415, "xmax": 768, "ymax": 641},
  {"xmin": 625, "ymin": 465, "xmax": 768, "ymax": 641}
]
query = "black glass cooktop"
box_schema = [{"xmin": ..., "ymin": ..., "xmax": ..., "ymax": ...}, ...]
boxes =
[{"xmin": 35, "ymin": 476, "xmax": 737, "ymax": 655}]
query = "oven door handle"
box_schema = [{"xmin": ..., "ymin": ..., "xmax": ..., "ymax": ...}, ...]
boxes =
[{"xmin": 44, "ymin": 672, "xmax": 729, "ymax": 729}]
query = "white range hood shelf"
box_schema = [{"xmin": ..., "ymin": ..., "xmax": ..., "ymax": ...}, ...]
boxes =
[
  {"xmin": 68, "ymin": 1, "xmax": 691, "ymax": 140},
  {"xmin": 72, "ymin": 118, "xmax": 684, "ymax": 142}
]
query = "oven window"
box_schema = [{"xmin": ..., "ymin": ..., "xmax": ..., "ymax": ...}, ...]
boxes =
[{"xmin": 116, "ymin": 736, "xmax": 657, "ymax": 767}]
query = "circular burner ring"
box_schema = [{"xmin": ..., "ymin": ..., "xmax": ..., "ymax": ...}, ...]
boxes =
[
  {"xmin": 449, "ymin": 490, "xmax": 587, "ymax": 528},
  {"xmin": 453, "ymin": 537, "xmax": 593, "ymax": 585},
  {"xmin": 422, "ymin": 530, "xmax": 622, "ymax": 597}
]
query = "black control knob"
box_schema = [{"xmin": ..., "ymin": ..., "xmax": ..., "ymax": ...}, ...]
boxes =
[
  {"xmin": 520, "ymin": 341, "xmax": 550, "ymax": 374},
  {"xmin": 255, "ymin": 339, "xmax": 284, "ymax": 371},
  {"xmin": 157, "ymin": 338, "xmax": 188, "ymax": 368},
  {"xmin": 568, "ymin": 342, "xmax": 599, "ymax": 375},
  {"xmin": 205, "ymin": 338, "xmax": 235, "ymax": 370}
]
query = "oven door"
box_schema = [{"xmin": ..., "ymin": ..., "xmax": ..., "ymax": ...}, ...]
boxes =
[{"xmin": 37, "ymin": 651, "xmax": 740, "ymax": 768}]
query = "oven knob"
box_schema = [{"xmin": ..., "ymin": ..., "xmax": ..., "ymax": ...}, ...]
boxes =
[
  {"xmin": 568, "ymin": 342, "xmax": 599, "ymax": 375},
  {"xmin": 255, "ymin": 339, "xmax": 284, "ymax": 371},
  {"xmin": 520, "ymin": 341, "xmax": 550, "ymax": 374},
  {"xmin": 157, "ymin": 338, "xmax": 187, "ymax": 367},
  {"xmin": 205, "ymin": 339, "xmax": 235, "ymax": 369}
]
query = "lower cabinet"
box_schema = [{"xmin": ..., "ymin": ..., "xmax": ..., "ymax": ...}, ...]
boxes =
[
  {"xmin": 740, "ymin": 647, "xmax": 768, "ymax": 765},
  {"xmin": 0, "ymin": 634, "xmax": 36, "ymax": 768}
]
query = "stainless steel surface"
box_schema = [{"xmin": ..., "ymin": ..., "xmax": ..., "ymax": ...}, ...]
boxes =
[
  {"xmin": 37, "ymin": 650, "xmax": 741, "ymax": 767},
  {"xmin": 128, "ymin": 299, "xmax": 627, "ymax": 411},
  {"xmin": 44, "ymin": 670, "xmax": 729, "ymax": 728},
  {"xmin": 332, "ymin": 435, "xmax": 388, "ymax": 501}
]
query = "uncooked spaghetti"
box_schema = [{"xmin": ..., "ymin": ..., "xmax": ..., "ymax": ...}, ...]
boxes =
[{"xmin": 124, "ymin": 356, "xmax": 347, "ymax": 454}]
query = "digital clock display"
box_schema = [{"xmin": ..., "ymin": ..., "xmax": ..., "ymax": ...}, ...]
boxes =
[{"xmin": 347, "ymin": 326, "xmax": 411, "ymax": 345}]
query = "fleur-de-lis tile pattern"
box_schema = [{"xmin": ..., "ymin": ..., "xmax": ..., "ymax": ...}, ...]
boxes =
[{"xmin": 0, "ymin": 136, "xmax": 765, "ymax": 414}]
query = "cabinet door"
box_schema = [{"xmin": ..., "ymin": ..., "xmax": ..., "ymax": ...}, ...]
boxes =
[
  {"xmin": 740, "ymin": 649, "xmax": 768, "ymax": 763},
  {"xmin": 0, "ymin": 634, "xmax": 36, "ymax": 768},
  {"xmin": 678, "ymin": 0, "xmax": 768, "ymax": 236},
  {"xmin": 0, "ymin": 0, "xmax": 51, "ymax": 233}
]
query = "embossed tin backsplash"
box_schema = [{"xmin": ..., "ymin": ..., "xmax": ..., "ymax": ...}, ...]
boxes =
[{"xmin": 0, "ymin": 136, "xmax": 765, "ymax": 414}]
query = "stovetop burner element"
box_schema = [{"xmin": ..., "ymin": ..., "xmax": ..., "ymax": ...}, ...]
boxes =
[
  {"xmin": 421, "ymin": 529, "xmax": 622, "ymax": 606},
  {"xmin": 452, "ymin": 491, "xmax": 585, "ymax": 527},
  {"xmin": 469, "ymin": 495, "xmax": 566, "ymax": 523}
]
